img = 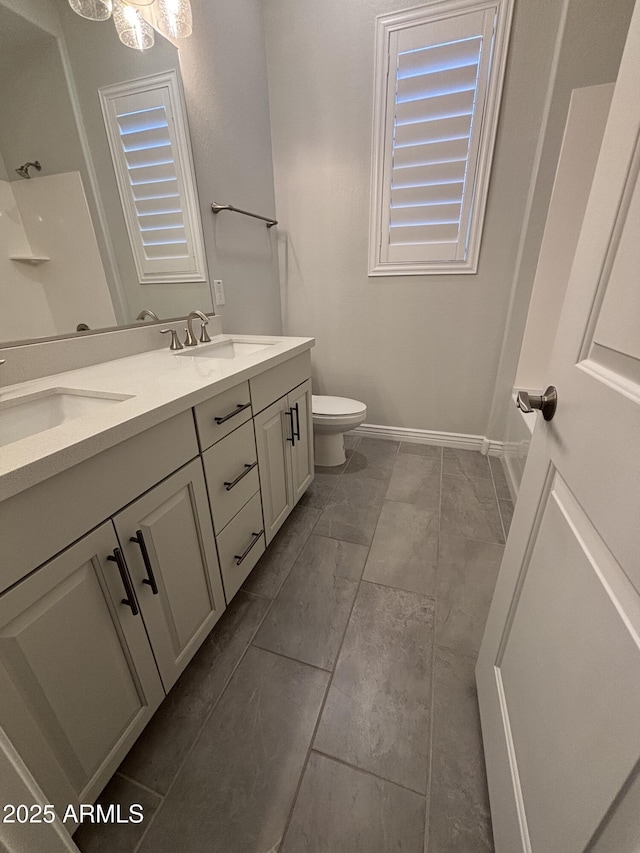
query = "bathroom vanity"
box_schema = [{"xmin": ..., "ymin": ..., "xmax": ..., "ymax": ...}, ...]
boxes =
[{"xmin": 0, "ymin": 330, "xmax": 314, "ymax": 827}]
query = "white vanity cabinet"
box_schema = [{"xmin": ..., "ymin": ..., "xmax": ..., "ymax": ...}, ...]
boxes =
[
  {"xmin": 0, "ymin": 412, "xmax": 220, "ymax": 817},
  {"xmin": 288, "ymin": 379, "xmax": 314, "ymax": 503},
  {"xmin": 254, "ymin": 396, "xmax": 295, "ymax": 542},
  {"xmin": 0, "ymin": 341, "xmax": 314, "ymax": 821},
  {"xmin": 0, "ymin": 523, "xmax": 165, "ymax": 821},
  {"xmin": 253, "ymin": 375, "xmax": 313, "ymax": 544},
  {"xmin": 113, "ymin": 459, "xmax": 226, "ymax": 693}
]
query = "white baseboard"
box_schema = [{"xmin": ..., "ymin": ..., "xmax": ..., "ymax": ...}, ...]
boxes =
[
  {"xmin": 352, "ymin": 423, "xmax": 505, "ymax": 456},
  {"xmin": 503, "ymin": 450, "xmax": 521, "ymax": 501}
]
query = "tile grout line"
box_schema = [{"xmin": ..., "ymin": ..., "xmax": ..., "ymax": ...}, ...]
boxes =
[
  {"xmin": 131, "ymin": 586, "xmax": 282, "ymax": 853},
  {"xmin": 242, "ymin": 506, "xmax": 320, "ymax": 600},
  {"xmin": 277, "ymin": 527, "xmax": 374, "ymax": 850},
  {"xmin": 113, "ymin": 771, "xmax": 165, "ymax": 801},
  {"xmin": 360, "ymin": 576, "xmax": 437, "ymax": 599},
  {"xmin": 129, "ymin": 441, "xmax": 387, "ymax": 852},
  {"xmin": 488, "ymin": 457, "xmax": 508, "ymax": 544},
  {"xmin": 310, "ymin": 748, "xmax": 428, "ymax": 798},
  {"xmin": 250, "ymin": 642, "xmax": 333, "ymax": 673},
  {"xmin": 133, "ymin": 462, "xmax": 339, "ymax": 853},
  {"xmin": 423, "ymin": 445, "xmax": 443, "ymax": 853}
]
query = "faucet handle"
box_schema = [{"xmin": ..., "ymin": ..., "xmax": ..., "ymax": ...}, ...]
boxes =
[
  {"xmin": 159, "ymin": 329, "xmax": 183, "ymax": 351},
  {"xmin": 199, "ymin": 320, "xmax": 211, "ymax": 343},
  {"xmin": 0, "ymin": 360, "xmax": 5, "ymax": 366}
]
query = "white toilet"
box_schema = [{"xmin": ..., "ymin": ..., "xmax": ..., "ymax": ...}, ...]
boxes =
[{"xmin": 312, "ymin": 395, "xmax": 367, "ymax": 467}]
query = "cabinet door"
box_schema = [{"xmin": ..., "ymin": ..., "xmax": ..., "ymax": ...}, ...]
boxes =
[
  {"xmin": 288, "ymin": 379, "xmax": 314, "ymax": 504},
  {"xmin": 254, "ymin": 395, "xmax": 293, "ymax": 544},
  {"xmin": 0, "ymin": 523, "xmax": 164, "ymax": 819},
  {"xmin": 114, "ymin": 459, "xmax": 226, "ymax": 693}
]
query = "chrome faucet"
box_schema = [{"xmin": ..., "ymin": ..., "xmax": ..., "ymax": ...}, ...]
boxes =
[
  {"xmin": 136, "ymin": 309, "xmax": 159, "ymax": 322},
  {"xmin": 185, "ymin": 310, "xmax": 211, "ymax": 346},
  {"xmin": 159, "ymin": 329, "xmax": 183, "ymax": 350}
]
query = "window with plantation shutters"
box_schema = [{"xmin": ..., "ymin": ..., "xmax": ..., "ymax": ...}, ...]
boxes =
[
  {"xmin": 369, "ymin": 0, "xmax": 513, "ymax": 275},
  {"xmin": 100, "ymin": 71, "xmax": 207, "ymax": 285}
]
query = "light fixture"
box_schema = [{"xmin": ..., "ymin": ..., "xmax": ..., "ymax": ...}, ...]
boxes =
[
  {"xmin": 67, "ymin": 0, "xmax": 193, "ymax": 50},
  {"xmin": 113, "ymin": 0, "xmax": 155, "ymax": 50},
  {"xmin": 68, "ymin": 0, "xmax": 113, "ymax": 21},
  {"xmin": 156, "ymin": 0, "xmax": 192, "ymax": 39}
]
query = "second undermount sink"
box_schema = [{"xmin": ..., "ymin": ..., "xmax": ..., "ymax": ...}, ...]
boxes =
[
  {"xmin": 179, "ymin": 338, "xmax": 276, "ymax": 360},
  {"xmin": 0, "ymin": 388, "xmax": 132, "ymax": 448}
]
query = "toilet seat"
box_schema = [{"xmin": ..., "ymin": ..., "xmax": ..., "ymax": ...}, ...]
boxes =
[
  {"xmin": 312, "ymin": 395, "xmax": 367, "ymax": 466},
  {"xmin": 312, "ymin": 395, "xmax": 367, "ymax": 418}
]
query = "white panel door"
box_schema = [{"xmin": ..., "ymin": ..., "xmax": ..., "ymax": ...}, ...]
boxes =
[
  {"xmin": 477, "ymin": 7, "xmax": 640, "ymax": 852},
  {"xmin": 254, "ymin": 395, "xmax": 293, "ymax": 544},
  {"xmin": 0, "ymin": 523, "xmax": 164, "ymax": 817},
  {"xmin": 114, "ymin": 459, "xmax": 226, "ymax": 692},
  {"xmin": 288, "ymin": 379, "xmax": 314, "ymax": 504}
]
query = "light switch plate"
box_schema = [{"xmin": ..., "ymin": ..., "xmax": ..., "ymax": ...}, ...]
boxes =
[{"xmin": 213, "ymin": 279, "xmax": 225, "ymax": 305}]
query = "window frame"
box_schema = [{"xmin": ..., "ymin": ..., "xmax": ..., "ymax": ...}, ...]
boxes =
[
  {"xmin": 99, "ymin": 70, "xmax": 208, "ymax": 286},
  {"xmin": 368, "ymin": 0, "xmax": 514, "ymax": 276}
]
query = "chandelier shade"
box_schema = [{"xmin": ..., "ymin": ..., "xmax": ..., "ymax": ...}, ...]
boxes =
[
  {"xmin": 113, "ymin": 0, "xmax": 155, "ymax": 50},
  {"xmin": 69, "ymin": 0, "xmax": 194, "ymax": 50},
  {"xmin": 155, "ymin": 0, "xmax": 193, "ymax": 39},
  {"xmin": 68, "ymin": 0, "xmax": 113, "ymax": 21}
]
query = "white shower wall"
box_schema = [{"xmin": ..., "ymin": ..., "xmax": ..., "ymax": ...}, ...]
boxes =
[
  {"xmin": 13, "ymin": 172, "xmax": 116, "ymax": 335},
  {"xmin": 0, "ymin": 172, "xmax": 116, "ymax": 341},
  {"xmin": 0, "ymin": 179, "xmax": 55, "ymax": 341}
]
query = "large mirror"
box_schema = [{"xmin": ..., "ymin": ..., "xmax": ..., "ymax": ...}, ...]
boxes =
[{"xmin": 0, "ymin": 0, "xmax": 213, "ymax": 346}]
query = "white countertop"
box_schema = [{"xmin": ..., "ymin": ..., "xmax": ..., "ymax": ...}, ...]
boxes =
[{"xmin": 0, "ymin": 334, "xmax": 314, "ymax": 502}]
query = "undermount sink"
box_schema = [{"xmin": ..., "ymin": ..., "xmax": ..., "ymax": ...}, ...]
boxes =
[
  {"xmin": 0, "ymin": 388, "xmax": 132, "ymax": 448},
  {"xmin": 178, "ymin": 339, "xmax": 276, "ymax": 360}
]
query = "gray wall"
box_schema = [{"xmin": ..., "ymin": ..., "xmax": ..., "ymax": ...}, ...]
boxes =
[
  {"xmin": 176, "ymin": 0, "xmax": 283, "ymax": 335},
  {"xmin": 0, "ymin": 36, "xmax": 85, "ymax": 182},
  {"xmin": 263, "ymin": 0, "xmax": 568, "ymax": 436}
]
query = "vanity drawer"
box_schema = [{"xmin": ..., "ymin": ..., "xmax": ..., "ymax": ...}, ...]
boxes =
[
  {"xmin": 203, "ymin": 420, "xmax": 259, "ymax": 533},
  {"xmin": 194, "ymin": 382, "xmax": 252, "ymax": 451},
  {"xmin": 216, "ymin": 492, "xmax": 265, "ymax": 602},
  {"xmin": 249, "ymin": 351, "xmax": 311, "ymax": 414}
]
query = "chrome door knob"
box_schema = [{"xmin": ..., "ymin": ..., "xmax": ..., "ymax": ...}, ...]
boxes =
[{"xmin": 516, "ymin": 386, "xmax": 558, "ymax": 421}]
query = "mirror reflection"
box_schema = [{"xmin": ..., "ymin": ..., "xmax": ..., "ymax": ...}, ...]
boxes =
[{"xmin": 0, "ymin": 0, "xmax": 213, "ymax": 346}]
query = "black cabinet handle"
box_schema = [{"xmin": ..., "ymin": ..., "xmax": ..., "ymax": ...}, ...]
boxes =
[
  {"xmin": 214, "ymin": 402, "xmax": 251, "ymax": 425},
  {"xmin": 107, "ymin": 548, "xmax": 139, "ymax": 615},
  {"xmin": 224, "ymin": 461, "xmax": 258, "ymax": 491},
  {"xmin": 234, "ymin": 531, "xmax": 263, "ymax": 566},
  {"xmin": 286, "ymin": 408, "xmax": 295, "ymax": 446},
  {"xmin": 293, "ymin": 402, "xmax": 301, "ymax": 441},
  {"xmin": 130, "ymin": 530, "xmax": 159, "ymax": 595}
]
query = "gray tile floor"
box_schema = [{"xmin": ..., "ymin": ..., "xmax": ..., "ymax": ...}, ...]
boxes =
[{"xmin": 74, "ymin": 438, "xmax": 512, "ymax": 853}]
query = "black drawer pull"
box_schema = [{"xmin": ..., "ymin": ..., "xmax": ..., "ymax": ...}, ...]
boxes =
[
  {"xmin": 130, "ymin": 530, "xmax": 159, "ymax": 595},
  {"xmin": 107, "ymin": 548, "xmax": 139, "ymax": 615},
  {"xmin": 234, "ymin": 530, "xmax": 263, "ymax": 566},
  {"xmin": 214, "ymin": 402, "xmax": 251, "ymax": 425},
  {"xmin": 293, "ymin": 402, "xmax": 301, "ymax": 441},
  {"xmin": 224, "ymin": 461, "xmax": 258, "ymax": 491},
  {"xmin": 286, "ymin": 408, "xmax": 295, "ymax": 446}
]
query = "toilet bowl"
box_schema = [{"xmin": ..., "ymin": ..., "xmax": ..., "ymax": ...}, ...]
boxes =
[{"xmin": 312, "ymin": 395, "xmax": 367, "ymax": 467}]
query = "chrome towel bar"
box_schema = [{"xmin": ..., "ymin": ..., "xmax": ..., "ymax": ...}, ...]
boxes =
[{"xmin": 211, "ymin": 202, "xmax": 277, "ymax": 228}]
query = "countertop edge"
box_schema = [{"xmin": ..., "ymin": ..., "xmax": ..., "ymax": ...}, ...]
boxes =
[{"xmin": 0, "ymin": 336, "xmax": 315, "ymax": 502}]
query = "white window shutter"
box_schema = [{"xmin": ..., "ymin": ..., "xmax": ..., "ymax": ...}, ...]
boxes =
[
  {"xmin": 100, "ymin": 71, "xmax": 207, "ymax": 285},
  {"xmin": 369, "ymin": 0, "xmax": 514, "ymax": 275}
]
